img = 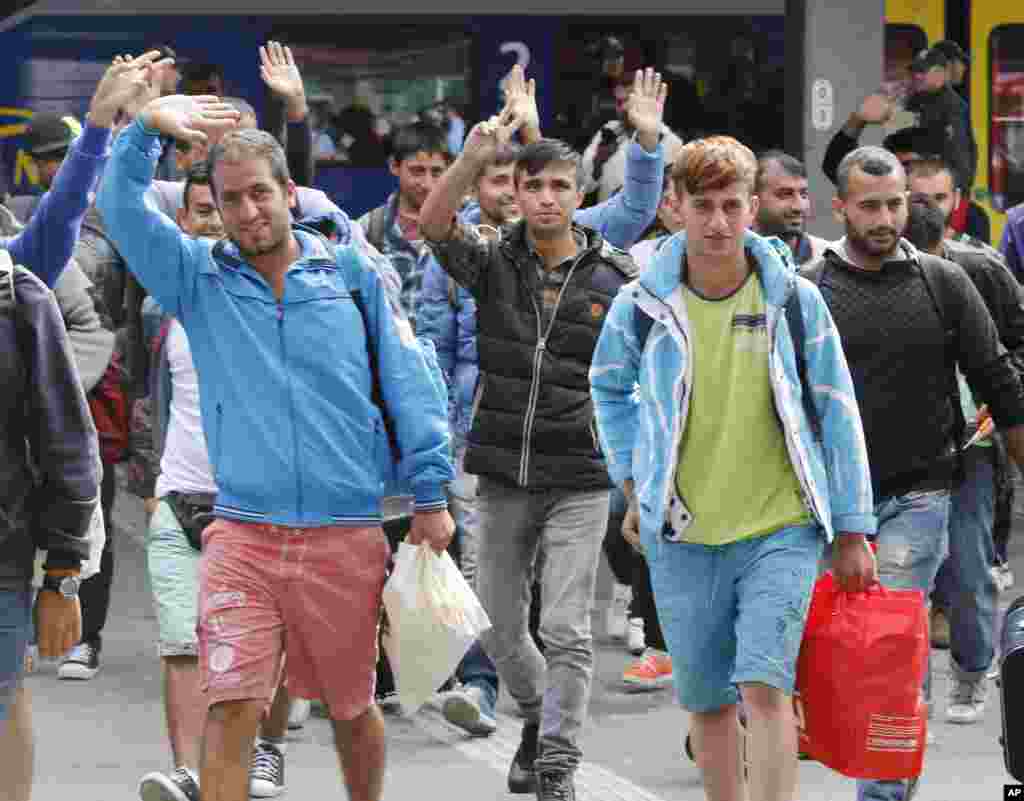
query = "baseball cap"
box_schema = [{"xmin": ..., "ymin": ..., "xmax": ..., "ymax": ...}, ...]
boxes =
[
  {"xmin": 909, "ymin": 48, "xmax": 948, "ymax": 74},
  {"xmin": 24, "ymin": 112, "xmax": 81, "ymax": 157},
  {"xmin": 931, "ymin": 40, "xmax": 970, "ymax": 66}
]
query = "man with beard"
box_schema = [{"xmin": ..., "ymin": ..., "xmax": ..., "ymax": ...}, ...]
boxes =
[
  {"xmin": 753, "ymin": 151, "xmax": 830, "ymax": 266},
  {"xmin": 804, "ymin": 146, "xmax": 1024, "ymax": 801},
  {"xmin": 907, "ymin": 156, "xmax": 1005, "ymax": 261},
  {"xmin": 99, "ymin": 94, "xmax": 455, "ymax": 801}
]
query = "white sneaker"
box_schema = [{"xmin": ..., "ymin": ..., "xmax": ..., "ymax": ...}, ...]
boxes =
[
  {"xmin": 605, "ymin": 583, "xmax": 632, "ymax": 640},
  {"xmin": 57, "ymin": 642, "xmax": 99, "ymax": 680},
  {"xmin": 287, "ymin": 697, "xmax": 311, "ymax": 730},
  {"xmin": 946, "ymin": 675, "xmax": 988, "ymax": 724},
  {"xmin": 627, "ymin": 618, "xmax": 645, "ymax": 656},
  {"xmin": 249, "ymin": 741, "xmax": 285, "ymax": 797}
]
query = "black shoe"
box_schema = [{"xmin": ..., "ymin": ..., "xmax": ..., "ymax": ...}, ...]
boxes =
[
  {"xmin": 536, "ymin": 769, "xmax": 575, "ymax": 801},
  {"xmin": 507, "ymin": 722, "xmax": 539, "ymax": 793}
]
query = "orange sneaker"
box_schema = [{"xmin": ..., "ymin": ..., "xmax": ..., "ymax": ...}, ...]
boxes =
[{"xmin": 622, "ymin": 649, "xmax": 673, "ymax": 691}]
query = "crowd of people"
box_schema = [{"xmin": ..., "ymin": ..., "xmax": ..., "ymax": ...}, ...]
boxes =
[{"xmin": 0, "ymin": 33, "xmax": 1023, "ymax": 801}]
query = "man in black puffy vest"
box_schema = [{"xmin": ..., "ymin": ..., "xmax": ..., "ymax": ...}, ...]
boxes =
[{"xmin": 420, "ymin": 92, "xmax": 645, "ymax": 799}]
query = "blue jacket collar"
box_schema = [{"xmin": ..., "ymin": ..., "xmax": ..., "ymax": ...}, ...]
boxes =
[{"xmin": 639, "ymin": 229, "xmax": 797, "ymax": 306}]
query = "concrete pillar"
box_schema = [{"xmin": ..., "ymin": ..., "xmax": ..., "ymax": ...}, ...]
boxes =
[{"xmin": 788, "ymin": 0, "xmax": 886, "ymax": 240}]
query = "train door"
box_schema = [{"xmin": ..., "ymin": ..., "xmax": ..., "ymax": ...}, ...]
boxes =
[{"xmin": 972, "ymin": 4, "xmax": 1024, "ymax": 245}]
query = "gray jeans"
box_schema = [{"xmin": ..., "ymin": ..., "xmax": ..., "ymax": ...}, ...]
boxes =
[{"xmin": 475, "ymin": 476, "xmax": 610, "ymax": 772}]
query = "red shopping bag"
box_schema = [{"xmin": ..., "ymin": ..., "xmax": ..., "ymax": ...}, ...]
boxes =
[{"xmin": 795, "ymin": 571, "xmax": 929, "ymax": 780}]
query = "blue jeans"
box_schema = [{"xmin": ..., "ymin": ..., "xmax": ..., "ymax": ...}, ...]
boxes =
[
  {"xmin": 857, "ymin": 488, "xmax": 950, "ymax": 801},
  {"xmin": 0, "ymin": 587, "xmax": 32, "ymax": 722},
  {"xmin": 933, "ymin": 447, "xmax": 997, "ymax": 675}
]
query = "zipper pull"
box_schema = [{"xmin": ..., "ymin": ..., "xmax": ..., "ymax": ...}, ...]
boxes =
[
  {"xmin": 536, "ymin": 338, "xmax": 546, "ymax": 352},
  {"xmin": 277, "ymin": 305, "xmax": 284, "ymax": 321}
]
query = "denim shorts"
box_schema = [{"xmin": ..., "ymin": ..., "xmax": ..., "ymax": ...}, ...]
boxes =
[
  {"xmin": 0, "ymin": 588, "xmax": 32, "ymax": 722},
  {"xmin": 647, "ymin": 523, "xmax": 823, "ymax": 713},
  {"xmin": 145, "ymin": 500, "xmax": 201, "ymax": 657}
]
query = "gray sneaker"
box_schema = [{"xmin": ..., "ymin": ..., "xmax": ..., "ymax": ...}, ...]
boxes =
[
  {"xmin": 946, "ymin": 674, "xmax": 988, "ymax": 724},
  {"xmin": 139, "ymin": 766, "xmax": 200, "ymax": 801}
]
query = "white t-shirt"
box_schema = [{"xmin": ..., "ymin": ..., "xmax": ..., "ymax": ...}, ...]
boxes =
[
  {"xmin": 581, "ymin": 123, "xmax": 685, "ymax": 203},
  {"xmin": 155, "ymin": 320, "xmax": 218, "ymax": 497}
]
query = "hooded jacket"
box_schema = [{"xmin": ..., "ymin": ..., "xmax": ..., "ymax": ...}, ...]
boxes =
[
  {"xmin": 0, "ymin": 263, "xmax": 101, "ymax": 589},
  {"xmin": 98, "ymin": 120, "xmax": 453, "ymax": 526},
  {"xmin": 590, "ymin": 231, "xmax": 877, "ymax": 549}
]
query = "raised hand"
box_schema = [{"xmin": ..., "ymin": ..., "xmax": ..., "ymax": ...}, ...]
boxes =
[
  {"xmin": 856, "ymin": 93, "xmax": 894, "ymax": 126},
  {"xmin": 502, "ymin": 64, "xmax": 539, "ymax": 138},
  {"xmin": 626, "ymin": 67, "xmax": 668, "ymax": 151},
  {"xmin": 139, "ymin": 94, "xmax": 241, "ymax": 145},
  {"xmin": 260, "ymin": 40, "xmax": 308, "ymax": 121},
  {"xmin": 88, "ymin": 50, "xmax": 173, "ymax": 129},
  {"xmin": 462, "ymin": 107, "xmax": 524, "ymax": 166}
]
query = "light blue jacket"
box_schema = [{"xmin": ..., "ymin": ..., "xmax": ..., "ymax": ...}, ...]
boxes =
[
  {"xmin": 417, "ymin": 138, "xmax": 665, "ymax": 442},
  {"xmin": 98, "ymin": 120, "xmax": 454, "ymax": 526},
  {"xmin": 589, "ymin": 230, "xmax": 877, "ymax": 549}
]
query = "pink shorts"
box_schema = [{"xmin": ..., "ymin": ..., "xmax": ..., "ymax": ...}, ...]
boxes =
[{"xmin": 197, "ymin": 519, "xmax": 390, "ymax": 721}]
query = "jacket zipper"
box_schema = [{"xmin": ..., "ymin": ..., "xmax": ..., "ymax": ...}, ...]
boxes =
[
  {"xmin": 637, "ymin": 286, "xmax": 694, "ymax": 529},
  {"xmin": 214, "ymin": 402, "xmax": 224, "ymax": 482},
  {"xmin": 518, "ymin": 251, "xmax": 588, "ymax": 487},
  {"xmin": 278, "ymin": 304, "xmax": 304, "ymax": 521}
]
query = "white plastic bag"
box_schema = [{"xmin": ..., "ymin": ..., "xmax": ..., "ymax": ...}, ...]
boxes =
[{"xmin": 381, "ymin": 541, "xmax": 492, "ymax": 713}]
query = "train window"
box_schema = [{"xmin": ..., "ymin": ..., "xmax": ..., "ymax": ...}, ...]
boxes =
[
  {"xmin": 989, "ymin": 25, "xmax": 1024, "ymax": 212},
  {"xmin": 550, "ymin": 17, "xmax": 786, "ymax": 155},
  {"xmin": 279, "ymin": 24, "xmax": 471, "ymax": 168},
  {"xmin": 883, "ymin": 24, "xmax": 927, "ymax": 108}
]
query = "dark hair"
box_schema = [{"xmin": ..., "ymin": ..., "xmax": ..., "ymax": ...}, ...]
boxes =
[
  {"xmin": 755, "ymin": 150, "xmax": 807, "ymax": 193},
  {"xmin": 208, "ymin": 129, "xmax": 290, "ymax": 198},
  {"xmin": 906, "ymin": 155, "xmax": 957, "ymax": 184},
  {"xmin": 904, "ymin": 194, "xmax": 945, "ymax": 252},
  {"xmin": 514, "ymin": 138, "xmax": 584, "ymax": 189},
  {"xmin": 882, "ymin": 126, "xmax": 943, "ymax": 159},
  {"xmin": 390, "ymin": 121, "xmax": 451, "ymax": 164},
  {"xmin": 836, "ymin": 146, "xmax": 904, "ymax": 198},
  {"xmin": 477, "ymin": 143, "xmax": 522, "ymax": 184},
  {"xmin": 182, "ymin": 62, "xmax": 223, "ymax": 83},
  {"xmin": 183, "ymin": 161, "xmax": 213, "ymax": 211}
]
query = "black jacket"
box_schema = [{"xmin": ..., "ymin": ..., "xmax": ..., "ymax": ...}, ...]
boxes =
[
  {"xmin": 942, "ymin": 239, "xmax": 1024, "ymax": 372},
  {"xmin": 427, "ymin": 220, "xmax": 636, "ymax": 490},
  {"xmin": 1, "ymin": 264, "xmax": 100, "ymax": 589}
]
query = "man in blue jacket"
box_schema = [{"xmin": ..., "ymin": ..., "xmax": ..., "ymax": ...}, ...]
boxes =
[
  {"xmin": 97, "ymin": 93, "xmax": 455, "ymax": 801},
  {"xmin": 590, "ymin": 136, "xmax": 878, "ymax": 801}
]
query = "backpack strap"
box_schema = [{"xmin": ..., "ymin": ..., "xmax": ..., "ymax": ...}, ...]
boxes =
[
  {"xmin": 365, "ymin": 204, "xmax": 390, "ymax": 254},
  {"xmin": 784, "ymin": 288, "xmax": 822, "ymax": 442},
  {"xmin": 916, "ymin": 253, "xmax": 967, "ymax": 479}
]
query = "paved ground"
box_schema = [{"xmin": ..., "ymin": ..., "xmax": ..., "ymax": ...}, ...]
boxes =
[{"xmin": 21, "ymin": 481, "xmax": 1024, "ymax": 801}]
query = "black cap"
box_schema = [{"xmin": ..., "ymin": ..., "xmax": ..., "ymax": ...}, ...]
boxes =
[
  {"xmin": 932, "ymin": 39, "xmax": 970, "ymax": 66},
  {"xmin": 909, "ymin": 48, "xmax": 949, "ymax": 74},
  {"xmin": 24, "ymin": 112, "xmax": 80, "ymax": 157}
]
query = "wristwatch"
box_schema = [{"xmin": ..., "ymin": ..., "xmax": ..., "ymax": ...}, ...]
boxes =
[{"xmin": 40, "ymin": 574, "xmax": 81, "ymax": 599}]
